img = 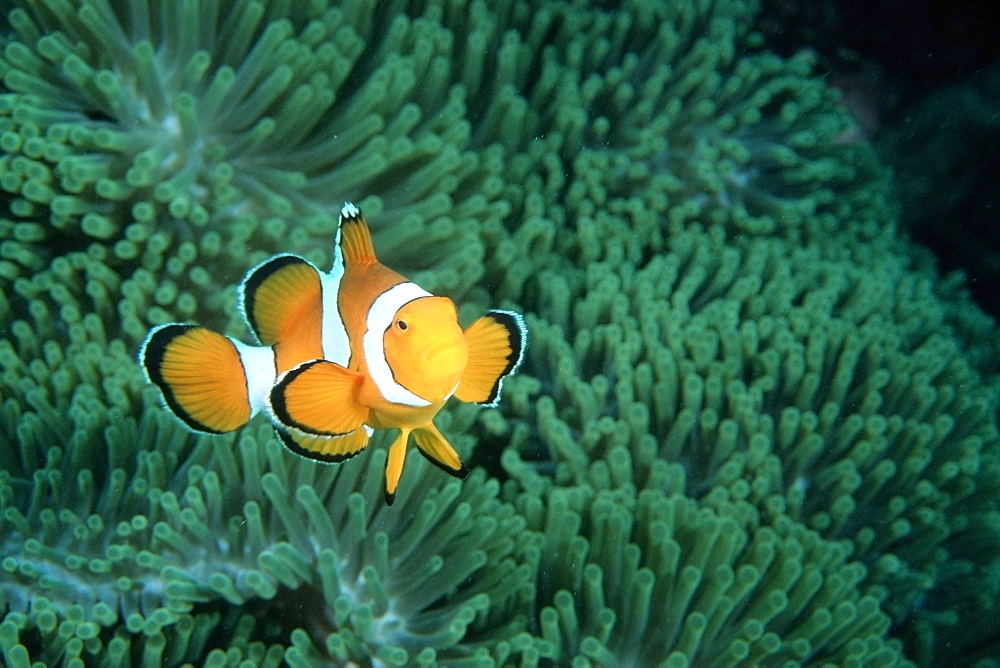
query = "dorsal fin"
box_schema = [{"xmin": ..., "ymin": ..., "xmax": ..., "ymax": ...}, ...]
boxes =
[
  {"xmin": 339, "ymin": 202, "xmax": 377, "ymax": 266},
  {"xmin": 240, "ymin": 254, "xmax": 322, "ymax": 346}
]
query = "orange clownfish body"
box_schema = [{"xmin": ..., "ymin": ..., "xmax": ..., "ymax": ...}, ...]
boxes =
[{"xmin": 140, "ymin": 202, "xmax": 525, "ymax": 504}]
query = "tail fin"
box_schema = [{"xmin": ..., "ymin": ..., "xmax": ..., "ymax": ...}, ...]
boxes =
[{"xmin": 140, "ymin": 324, "xmax": 275, "ymax": 433}]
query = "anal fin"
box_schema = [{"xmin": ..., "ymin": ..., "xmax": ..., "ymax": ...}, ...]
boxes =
[{"xmin": 277, "ymin": 426, "xmax": 371, "ymax": 463}]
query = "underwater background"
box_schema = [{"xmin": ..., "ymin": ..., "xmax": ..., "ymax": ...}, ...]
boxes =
[{"xmin": 1, "ymin": 0, "xmax": 998, "ymax": 665}]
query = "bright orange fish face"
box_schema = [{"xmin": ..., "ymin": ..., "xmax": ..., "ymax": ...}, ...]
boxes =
[{"xmin": 383, "ymin": 296, "xmax": 468, "ymax": 403}]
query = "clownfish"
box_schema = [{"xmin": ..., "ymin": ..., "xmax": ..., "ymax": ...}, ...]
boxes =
[{"xmin": 140, "ymin": 202, "xmax": 525, "ymax": 504}]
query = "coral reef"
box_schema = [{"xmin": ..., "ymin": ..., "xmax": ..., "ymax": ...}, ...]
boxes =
[
  {"xmin": 1, "ymin": 395, "xmax": 534, "ymax": 665},
  {"xmin": 0, "ymin": 0, "xmax": 504, "ymax": 348},
  {"xmin": 520, "ymin": 484, "xmax": 907, "ymax": 665},
  {"xmin": 490, "ymin": 226, "xmax": 1000, "ymax": 663},
  {"xmin": 2, "ymin": 0, "xmax": 998, "ymax": 665}
]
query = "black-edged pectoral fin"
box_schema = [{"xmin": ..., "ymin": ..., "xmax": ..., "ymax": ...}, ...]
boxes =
[
  {"xmin": 454, "ymin": 309, "xmax": 526, "ymax": 406},
  {"xmin": 269, "ymin": 360, "xmax": 368, "ymax": 436}
]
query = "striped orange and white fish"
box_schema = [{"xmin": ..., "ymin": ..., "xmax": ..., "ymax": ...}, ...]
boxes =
[{"xmin": 140, "ymin": 202, "xmax": 525, "ymax": 504}]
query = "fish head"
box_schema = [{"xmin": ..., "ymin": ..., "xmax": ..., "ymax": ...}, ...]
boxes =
[{"xmin": 383, "ymin": 296, "xmax": 468, "ymax": 403}]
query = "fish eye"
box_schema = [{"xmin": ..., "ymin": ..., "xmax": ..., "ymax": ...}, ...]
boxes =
[{"xmin": 396, "ymin": 319, "xmax": 408, "ymax": 331}]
